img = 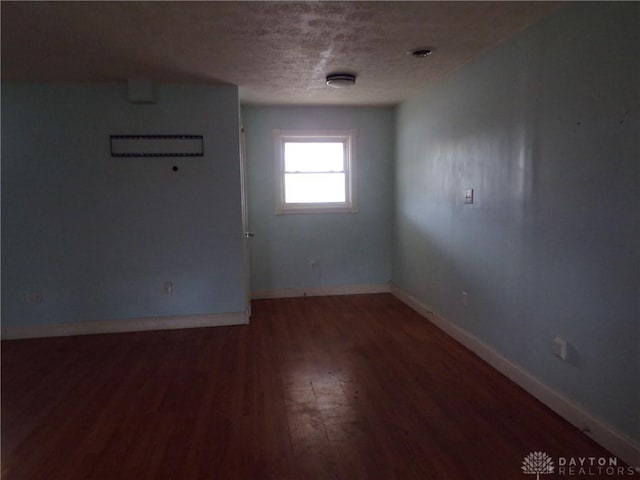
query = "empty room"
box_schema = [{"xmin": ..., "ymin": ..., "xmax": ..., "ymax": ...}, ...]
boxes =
[{"xmin": 1, "ymin": 1, "xmax": 638, "ymax": 479}]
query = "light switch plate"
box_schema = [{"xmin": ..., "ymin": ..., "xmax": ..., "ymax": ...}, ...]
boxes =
[
  {"xmin": 464, "ymin": 189, "xmax": 474, "ymax": 204},
  {"xmin": 551, "ymin": 336, "xmax": 568, "ymax": 360}
]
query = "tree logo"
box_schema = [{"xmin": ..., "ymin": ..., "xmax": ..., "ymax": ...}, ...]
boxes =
[{"xmin": 522, "ymin": 451, "xmax": 555, "ymax": 479}]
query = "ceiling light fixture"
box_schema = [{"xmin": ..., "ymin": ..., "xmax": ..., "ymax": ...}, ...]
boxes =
[
  {"xmin": 326, "ymin": 73, "xmax": 356, "ymax": 88},
  {"xmin": 409, "ymin": 48, "xmax": 433, "ymax": 57}
]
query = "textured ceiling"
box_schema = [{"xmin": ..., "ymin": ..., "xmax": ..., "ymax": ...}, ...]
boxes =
[{"xmin": 1, "ymin": 1, "xmax": 561, "ymax": 105}]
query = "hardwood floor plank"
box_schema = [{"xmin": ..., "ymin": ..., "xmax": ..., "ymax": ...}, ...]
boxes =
[{"xmin": 1, "ymin": 294, "xmax": 631, "ymax": 479}]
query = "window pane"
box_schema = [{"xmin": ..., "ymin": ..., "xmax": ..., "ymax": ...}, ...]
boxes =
[
  {"xmin": 284, "ymin": 173, "xmax": 346, "ymax": 203},
  {"xmin": 284, "ymin": 142, "xmax": 344, "ymax": 172}
]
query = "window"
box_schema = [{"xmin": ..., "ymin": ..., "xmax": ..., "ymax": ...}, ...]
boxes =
[{"xmin": 275, "ymin": 130, "xmax": 357, "ymax": 214}]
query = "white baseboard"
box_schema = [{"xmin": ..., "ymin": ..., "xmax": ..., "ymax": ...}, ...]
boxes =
[
  {"xmin": 252, "ymin": 283, "xmax": 391, "ymax": 300},
  {"xmin": 1, "ymin": 310, "xmax": 250, "ymax": 340},
  {"xmin": 391, "ymin": 285, "xmax": 640, "ymax": 468}
]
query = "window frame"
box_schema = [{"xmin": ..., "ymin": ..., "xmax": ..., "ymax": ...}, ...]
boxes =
[{"xmin": 274, "ymin": 129, "xmax": 357, "ymax": 215}]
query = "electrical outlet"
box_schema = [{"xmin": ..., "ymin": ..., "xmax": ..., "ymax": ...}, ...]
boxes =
[
  {"xmin": 464, "ymin": 189, "xmax": 474, "ymax": 205},
  {"xmin": 310, "ymin": 259, "xmax": 318, "ymax": 268},
  {"xmin": 461, "ymin": 291, "xmax": 468, "ymax": 307},
  {"xmin": 163, "ymin": 281, "xmax": 174, "ymax": 295}
]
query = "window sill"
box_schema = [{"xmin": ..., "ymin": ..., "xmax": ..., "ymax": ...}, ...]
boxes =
[{"xmin": 276, "ymin": 204, "xmax": 359, "ymax": 215}]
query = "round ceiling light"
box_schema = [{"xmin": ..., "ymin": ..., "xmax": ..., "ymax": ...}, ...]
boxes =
[
  {"xmin": 326, "ymin": 73, "xmax": 356, "ymax": 88},
  {"xmin": 409, "ymin": 48, "xmax": 433, "ymax": 57}
]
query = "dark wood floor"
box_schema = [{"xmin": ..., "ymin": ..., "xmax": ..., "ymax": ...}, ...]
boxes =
[{"xmin": 1, "ymin": 294, "xmax": 627, "ymax": 479}]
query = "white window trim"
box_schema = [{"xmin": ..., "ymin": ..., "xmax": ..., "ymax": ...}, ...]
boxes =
[{"xmin": 274, "ymin": 129, "xmax": 358, "ymax": 215}]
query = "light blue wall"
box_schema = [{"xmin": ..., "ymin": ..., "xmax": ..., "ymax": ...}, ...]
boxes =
[
  {"xmin": 1, "ymin": 83, "xmax": 247, "ymax": 327},
  {"xmin": 242, "ymin": 106, "xmax": 394, "ymax": 293},
  {"xmin": 394, "ymin": 2, "xmax": 639, "ymax": 441}
]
